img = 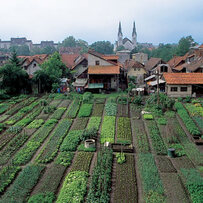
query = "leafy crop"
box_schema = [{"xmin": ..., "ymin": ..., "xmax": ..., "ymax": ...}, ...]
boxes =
[
  {"xmin": 105, "ymin": 98, "xmax": 117, "ymax": 116},
  {"xmin": 100, "ymin": 116, "xmax": 116, "ymax": 143},
  {"xmin": 55, "ymin": 152, "xmax": 74, "ymax": 166},
  {"xmin": 27, "ymin": 119, "xmax": 44, "ymax": 129},
  {"xmin": 78, "ymin": 103, "xmax": 93, "ymax": 117},
  {"xmin": 56, "ymin": 171, "xmax": 88, "ymax": 203},
  {"xmin": 28, "ymin": 192, "xmax": 55, "ymax": 203},
  {"xmin": 65, "ymin": 99, "xmax": 80, "ymax": 118},
  {"xmin": 87, "ymin": 116, "xmax": 101, "ymax": 131},
  {"xmin": 143, "ymin": 114, "xmax": 154, "ymax": 120}
]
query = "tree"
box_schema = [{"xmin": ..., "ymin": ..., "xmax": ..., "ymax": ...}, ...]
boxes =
[
  {"xmin": 33, "ymin": 52, "xmax": 69, "ymax": 93},
  {"xmin": 176, "ymin": 35, "xmax": 196, "ymax": 56},
  {"xmin": 9, "ymin": 45, "xmax": 30, "ymax": 56},
  {"xmin": 61, "ymin": 36, "xmax": 77, "ymax": 47},
  {"xmin": 90, "ymin": 41, "xmax": 114, "ymax": 54},
  {"xmin": 0, "ymin": 51, "xmax": 30, "ymax": 94},
  {"xmin": 76, "ymin": 39, "xmax": 89, "ymax": 53}
]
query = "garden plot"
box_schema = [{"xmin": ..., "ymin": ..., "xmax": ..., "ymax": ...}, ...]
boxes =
[
  {"xmin": 71, "ymin": 117, "xmax": 88, "ymax": 130},
  {"xmin": 65, "ymin": 99, "xmax": 80, "ymax": 118},
  {"xmin": 116, "ymin": 117, "xmax": 132, "ymax": 144},
  {"xmin": 117, "ymin": 104, "xmax": 129, "ymax": 117},
  {"xmin": 155, "ymin": 156, "xmax": 176, "ymax": 173},
  {"xmin": 57, "ymin": 99, "xmax": 72, "ymax": 108},
  {"xmin": 30, "ymin": 163, "xmax": 67, "ymax": 199},
  {"xmin": 131, "ymin": 118, "xmax": 150, "ymax": 153},
  {"xmin": 91, "ymin": 103, "xmax": 104, "ymax": 117},
  {"xmin": 70, "ymin": 152, "xmax": 93, "ymax": 173},
  {"xmin": 170, "ymin": 156, "xmax": 195, "ymax": 170},
  {"xmin": 160, "ymin": 173, "xmax": 190, "ymax": 203},
  {"xmin": 113, "ymin": 154, "xmax": 137, "ymax": 203}
]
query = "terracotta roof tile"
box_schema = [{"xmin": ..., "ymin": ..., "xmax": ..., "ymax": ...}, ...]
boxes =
[
  {"xmin": 61, "ymin": 53, "xmax": 80, "ymax": 68},
  {"xmin": 145, "ymin": 57, "xmax": 162, "ymax": 71},
  {"xmin": 88, "ymin": 65, "xmax": 120, "ymax": 75},
  {"xmin": 102, "ymin": 55, "xmax": 119, "ymax": 60},
  {"xmin": 163, "ymin": 73, "xmax": 203, "ymax": 84}
]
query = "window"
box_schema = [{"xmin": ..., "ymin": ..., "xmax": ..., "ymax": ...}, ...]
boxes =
[
  {"xmin": 171, "ymin": 87, "xmax": 178, "ymax": 92},
  {"xmin": 95, "ymin": 60, "xmax": 100, "ymax": 65},
  {"xmin": 33, "ymin": 63, "xmax": 36, "ymax": 67},
  {"xmin": 181, "ymin": 87, "xmax": 187, "ymax": 92}
]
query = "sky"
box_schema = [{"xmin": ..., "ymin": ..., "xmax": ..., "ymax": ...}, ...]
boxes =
[{"xmin": 0, "ymin": 0, "xmax": 203, "ymax": 45}]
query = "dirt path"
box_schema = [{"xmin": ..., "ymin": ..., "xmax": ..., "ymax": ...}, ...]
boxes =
[{"xmin": 130, "ymin": 109, "xmax": 145, "ymax": 203}]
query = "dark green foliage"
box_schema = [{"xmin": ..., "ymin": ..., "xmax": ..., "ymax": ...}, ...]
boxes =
[
  {"xmin": 0, "ymin": 166, "xmax": 21, "ymax": 193},
  {"xmin": 0, "ymin": 165, "xmax": 45, "ymax": 203},
  {"xmin": 138, "ymin": 153, "xmax": 165, "ymax": 203},
  {"xmin": 78, "ymin": 103, "xmax": 93, "ymax": 117},
  {"xmin": 169, "ymin": 144, "xmax": 185, "ymax": 157},
  {"xmin": 90, "ymin": 41, "xmax": 114, "ymax": 54},
  {"xmin": 65, "ymin": 99, "xmax": 80, "ymax": 118},
  {"xmin": 157, "ymin": 117, "xmax": 167, "ymax": 125},
  {"xmin": 77, "ymin": 144, "xmax": 96, "ymax": 152},
  {"xmin": 180, "ymin": 169, "xmax": 203, "ymax": 203},
  {"xmin": 82, "ymin": 92, "xmax": 94, "ymax": 103},
  {"xmin": 71, "ymin": 117, "xmax": 88, "ymax": 130},
  {"xmin": 28, "ymin": 192, "xmax": 55, "ymax": 203},
  {"xmin": 60, "ymin": 130, "xmax": 83, "ymax": 151},
  {"xmin": 175, "ymin": 102, "xmax": 200, "ymax": 136},
  {"xmin": 92, "ymin": 104, "xmax": 104, "ymax": 116},
  {"xmin": 36, "ymin": 119, "xmax": 72, "ymax": 163},
  {"xmin": 147, "ymin": 121, "xmax": 167, "ymax": 155},
  {"xmin": 86, "ymin": 149, "xmax": 113, "ymax": 203},
  {"xmin": 114, "ymin": 154, "xmax": 137, "ymax": 203},
  {"xmin": 70, "ymin": 152, "xmax": 93, "ymax": 172},
  {"xmin": 55, "ymin": 152, "xmax": 74, "ymax": 166}
]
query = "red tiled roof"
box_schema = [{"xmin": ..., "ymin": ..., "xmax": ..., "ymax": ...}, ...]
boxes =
[
  {"xmin": 19, "ymin": 54, "xmax": 48, "ymax": 66},
  {"xmin": 167, "ymin": 53, "xmax": 189, "ymax": 68},
  {"xmin": 163, "ymin": 73, "xmax": 203, "ymax": 84},
  {"xmin": 124, "ymin": 59, "xmax": 145, "ymax": 69},
  {"xmin": 88, "ymin": 65, "xmax": 120, "ymax": 75},
  {"xmin": 61, "ymin": 53, "xmax": 80, "ymax": 68},
  {"xmin": 103, "ymin": 55, "xmax": 119, "ymax": 60},
  {"xmin": 145, "ymin": 57, "xmax": 162, "ymax": 71}
]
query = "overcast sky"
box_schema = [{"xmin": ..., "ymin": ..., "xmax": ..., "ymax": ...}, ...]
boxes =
[{"xmin": 0, "ymin": 0, "xmax": 203, "ymax": 45}]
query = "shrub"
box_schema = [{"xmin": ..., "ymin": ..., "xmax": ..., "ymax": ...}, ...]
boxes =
[
  {"xmin": 83, "ymin": 92, "xmax": 94, "ymax": 103},
  {"xmin": 169, "ymin": 144, "xmax": 185, "ymax": 157},
  {"xmin": 117, "ymin": 96, "xmax": 127, "ymax": 104}
]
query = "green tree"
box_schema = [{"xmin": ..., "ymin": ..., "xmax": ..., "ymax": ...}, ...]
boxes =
[
  {"xmin": 176, "ymin": 35, "xmax": 196, "ymax": 56},
  {"xmin": 0, "ymin": 51, "xmax": 30, "ymax": 94},
  {"xmin": 33, "ymin": 52, "xmax": 69, "ymax": 93},
  {"xmin": 61, "ymin": 36, "xmax": 77, "ymax": 47},
  {"xmin": 76, "ymin": 39, "xmax": 89, "ymax": 53},
  {"xmin": 90, "ymin": 41, "xmax": 114, "ymax": 54},
  {"xmin": 9, "ymin": 45, "xmax": 30, "ymax": 56}
]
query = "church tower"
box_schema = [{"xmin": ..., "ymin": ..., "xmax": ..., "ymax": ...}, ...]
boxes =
[
  {"xmin": 132, "ymin": 21, "xmax": 137, "ymax": 48},
  {"xmin": 117, "ymin": 21, "xmax": 123, "ymax": 47}
]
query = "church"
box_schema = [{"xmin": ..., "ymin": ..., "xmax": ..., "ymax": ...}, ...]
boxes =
[{"xmin": 114, "ymin": 22, "xmax": 137, "ymax": 52}]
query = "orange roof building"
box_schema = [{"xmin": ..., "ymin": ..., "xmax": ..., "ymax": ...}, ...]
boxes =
[
  {"xmin": 163, "ymin": 73, "xmax": 203, "ymax": 97},
  {"xmin": 88, "ymin": 65, "xmax": 120, "ymax": 75}
]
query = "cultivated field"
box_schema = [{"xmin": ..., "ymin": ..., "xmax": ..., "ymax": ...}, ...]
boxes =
[{"xmin": 0, "ymin": 93, "xmax": 202, "ymax": 203}]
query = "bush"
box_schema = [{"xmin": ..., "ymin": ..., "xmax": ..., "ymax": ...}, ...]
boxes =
[
  {"xmin": 82, "ymin": 92, "xmax": 94, "ymax": 103},
  {"xmin": 132, "ymin": 96, "xmax": 142, "ymax": 105}
]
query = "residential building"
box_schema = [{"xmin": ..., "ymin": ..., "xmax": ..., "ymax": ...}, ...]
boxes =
[
  {"xmin": 124, "ymin": 59, "xmax": 146, "ymax": 84},
  {"xmin": 145, "ymin": 57, "xmax": 165, "ymax": 75},
  {"xmin": 116, "ymin": 50, "xmax": 131, "ymax": 64},
  {"xmin": 163, "ymin": 73, "xmax": 203, "ymax": 97},
  {"xmin": 19, "ymin": 54, "xmax": 48, "ymax": 78},
  {"xmin": 132, "ymin": 52, "xmax": 148, "ymax": 64},
  {"xmin": 87, "ymin": 50, "xmax": 120, "ymax": 91}
]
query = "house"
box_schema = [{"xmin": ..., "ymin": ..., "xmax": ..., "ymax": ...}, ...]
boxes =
[
  {"xmin": 19, "ymin": 54, "xmax": 48, "ymax": 78},
  {"xmin": 163, "ymin": 73, "xmax": 203, "ymax": 97},
  {"xmin": 124, "ymin": 59, "xmax": 146, "ymax": 84},
  {"xmin": 145, "ymin": 57, "xmax": 165, "ymax": 75},
  {"xmin": 132, "ymin": 52, "xmax": 148, "ymax": 65},
  {"xmin": 87, "ymin": 50, "xmax": 120, "ymax": 91}
]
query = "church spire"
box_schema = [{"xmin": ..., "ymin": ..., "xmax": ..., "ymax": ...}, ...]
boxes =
[
  {"xmin": 132, "ymin": 21, "xmax": 136, "ymax": 36},
  {"xmin": 118, "ymin": 21, "xmax": 122, "ymax": 36}
]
